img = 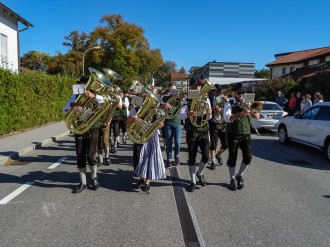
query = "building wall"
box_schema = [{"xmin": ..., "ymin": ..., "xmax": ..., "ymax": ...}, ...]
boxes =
[
  {"xmin": 326, "ymin": 55, "xmax": 330, "ymax": 62},
  {"xmin": 270, "ymin": 63, "xmax": 303, "ymax": 78},
  {"xmin": 193, "ymin": 62, "xmax": 255, "ymax": 86},
  {"xmin": 0, "ymin": 15, "xmax": 18, "ymax": 72}
]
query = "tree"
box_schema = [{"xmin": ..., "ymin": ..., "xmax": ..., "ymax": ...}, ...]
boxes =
[
  {"xmin": 254, "ymin": 68, "xmax": 270, "ymax": 79},
  {"xmin": 20, "ymin": 51, "xmax": 51, "ymax": 72},
  {"xmin": 154, "ymin": 60, "xmax": 177, "ymax": 87},
  {"xmin": 178, "ymin": 66, "xmax": 186, "ymax": 74},
  {"xmin": 188, "ymin": 66, "xmax": 201, "ymax": 76}
]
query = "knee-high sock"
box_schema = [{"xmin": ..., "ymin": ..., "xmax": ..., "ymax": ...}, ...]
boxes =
[
  {"xmin": 98, "ymin": 153, "xmax": 103, "ymax": 164},
  {"xmin": 104, "ymin": 146, "xmax": 110, "ymax": 158},
  {"xmin": 197, "ymin": 161, "xmax": 207, "ymax": 176},
  {"xmin": 237, "ymin": 162, "xmax": 248, "ymax": 177},
  {"xmin": 89, "ymin": 165, "xmax": 97, "ymax": 179},
  {"xmin": 189, "ymin": 165, "xmax": 196, "ymax": 184},
  {"xmin": 114, "ymin": 136, "xmax": 119, "ymax": 147},
  {"xmin": 123, "ymin": 132, "xmax": 127, "ymax": 139},
  {"xmin": 79, "ymin": 168, "xmax": 87, "ymax": 185},
  {"xmin": 228, "ymin": 166, "xmax": 236, "ymax": 180}
]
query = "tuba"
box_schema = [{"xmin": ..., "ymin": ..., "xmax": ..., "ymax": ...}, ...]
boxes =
[
  {"xmin": 100, "ymin": 68, "xmax": 123, "ymax": 125},
  {"xmin": 127, "ymin": 88, "xmax": 166, "ymax": 144},
  {"xmin": 163, "ymin": 89, "xmax": 186, "ymax": 119},
  {"xmin": 190, "ymin": 79, "xmax": 215, "ymax": 127},
  {"xmin": 65, "ymin": 67, "xmax": 113, "ymax": 135}
]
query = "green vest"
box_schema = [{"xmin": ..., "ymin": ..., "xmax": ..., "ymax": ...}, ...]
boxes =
[
  {"xmin": 185, "ymin": 99, "xmax": 209, "ymax": 132},
  {"xmin": 226, "ymin": 101, "xmax": 251, "ymax": 134}
]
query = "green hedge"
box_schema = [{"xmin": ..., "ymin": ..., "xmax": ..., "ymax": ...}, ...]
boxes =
[{"xmin": 0, "ymin": 68, "xmax": 75, "ymax": 135}]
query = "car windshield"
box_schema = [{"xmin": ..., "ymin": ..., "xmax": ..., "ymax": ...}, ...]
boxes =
[{"xmin": 262, "ymin": 103, "xmax": 282, "ymax": 111}]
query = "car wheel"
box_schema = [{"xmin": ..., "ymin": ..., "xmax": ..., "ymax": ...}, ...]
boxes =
[
  {"xmin": 326, "ymin": 141, "xmax": 330, "ymax": 162},
  {"xmin": 278, "ymin": 126, "xmax": 289, "ymax": 144}
]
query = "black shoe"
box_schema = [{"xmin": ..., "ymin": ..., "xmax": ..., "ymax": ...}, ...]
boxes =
[
  {"xmin": 174, "ymin": 156, "xmax": 180, "ymax": 166},
  {"xmin": 103, "ymin": 157, "xmax": 110, "ymax": 166},
  {"xmin": 235, "ymin": 175, "xmax": 244, "ymax": 189},
  {"xmin": 216, "ymin": 153, "xmax": 223, "ymax": 166},
  {"xmin": 110, "ymin": 147, "xmax": 115, "ymax": 153},
  {"xmin": 186, "ymin": 183, "xmax": 196, "ymax": 192},
  {"xmin": 141, "ymin": 182, "xmax": 150, "ymax": 192},
  {"xmin": 137, "ymin": 178, "xmax": 144, "ymax": 188},
  {"xmin": 97, "ymin": 162, "xmax": 103, "ymax": 167},
  {"xmin": 196, "ymin": 173, "xmax": 206, "ymax": 186},
  {"xmin": 209, "ymin": 161, "xmax": 216, "ymax": 170},
  {"xmin": 114, "ymin": 148, "xmax": 117, "ymax": 153},
  {"xmin": 72, "ymin": 183, "xmax": 87, "ymax": 193},
  {"xmin": 165, "ymin": 160, "xmax": 172, "ymax": 168},
  {"xmin": 91, "ymin": 178, "xmax": 99, "ymax": 190},
  {"xmin": 229, "ymin": 179, "xmax": 237, "ymax": 191}
]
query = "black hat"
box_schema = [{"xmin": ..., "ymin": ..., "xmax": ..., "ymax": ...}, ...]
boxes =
[
  {"xmin": 214, "ymin": 84, "xmax": 222, "ymax": 91},
  {"xmin": 233, "ymin": 82, "xmax": 244, "ymax": 92},
  {"xmin": 77, "ymin": 75, "xmax": 90, "ymax": 84},
  {"xmin": 189, "ymin": 78, "xmax": 198, "ymax": 86}
]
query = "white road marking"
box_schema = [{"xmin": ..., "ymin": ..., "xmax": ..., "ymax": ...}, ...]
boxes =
[
  {"xmin": 48, "ymin": 157, "xmax": 68, "ymax": 169},
  {"xmin": 0, "ymin": 157, "xmax": 68, "ymax": 205},
  {"xmin": 0, "ymin": 181, "xmax": 35, "ymax": 205}
]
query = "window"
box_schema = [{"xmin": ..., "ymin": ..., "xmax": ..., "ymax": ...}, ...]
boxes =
[
  {"xmin": 290, "ymin": 67, "xmax": 295, "ymax": 73},
  {"xmin": 282, "ymin": 67, "xmax": 286, "ymax": 75},
  {"xmin": 302, "ymin": 106, "xmax": 320, "ymax": 120},
  {"xmin": 0, "ymin": 34, "xmax": 8, "ymax": 63},
  {"xmin": 315, "ymin": 106, "xmax": 330, "ymax": 121}
]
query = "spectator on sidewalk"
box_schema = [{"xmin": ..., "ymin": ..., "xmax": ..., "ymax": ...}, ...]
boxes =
[
  {"xmin": 288, "ymin": 92, "xmax": 297, "ymax": 116},
  {"xmin": 300, "ymin": 94, "xmax": 312, "ymax": 112},
  {"xmin": 275, "ymin": 90, "xmax": 288, "ymax": 110}
]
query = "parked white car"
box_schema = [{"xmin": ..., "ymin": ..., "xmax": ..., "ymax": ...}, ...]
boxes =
[
  {"xmin": 250, "ymin": 101, "xmax": 288, "ymax": 130},
  {"xmin": 277, "ymin": 102, "xmax": 330, "ymax": 162}
]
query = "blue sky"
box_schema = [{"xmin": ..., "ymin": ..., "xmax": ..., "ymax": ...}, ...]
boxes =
[{"xmin": 2, "ymin": 0, "xmax": 330, "ymax": 71}]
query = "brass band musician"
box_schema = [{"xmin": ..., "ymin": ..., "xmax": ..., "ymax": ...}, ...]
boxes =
[
  {"xmin": 209, "ymin": 84, "xmax": 228, "ymax": 170},
  {"xmin": 224, "ymin": 83, "xmax": 259, "ymax": 191}
]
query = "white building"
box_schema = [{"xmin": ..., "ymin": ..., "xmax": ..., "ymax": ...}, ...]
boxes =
[{"xmin": 0, "ymin": 3, "xmax": 33, "ymax": 73}]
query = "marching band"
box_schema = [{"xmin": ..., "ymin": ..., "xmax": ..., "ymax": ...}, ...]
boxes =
[{"xmin": 63, "ymin": 68, "xmax": 260, "ymax": 193}]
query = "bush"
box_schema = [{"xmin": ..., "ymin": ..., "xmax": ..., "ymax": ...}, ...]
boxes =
[{"xmin": 0, "ymin": 68, "xmax": 75, "ymax": 135}]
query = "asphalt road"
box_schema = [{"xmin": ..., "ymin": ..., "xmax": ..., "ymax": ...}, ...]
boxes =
[{"xmin": 0, "ymin": 130, "xmax": 329, "ymax": 247}]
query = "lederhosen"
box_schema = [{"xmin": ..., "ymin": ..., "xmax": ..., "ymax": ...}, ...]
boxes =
[
  {"xmin": 185, "ymin": 98, "xmax": 209, "ymax": 166},
  {"xmin": 226, "ymin": 100, "xmax": 252, "ymax": 167}
]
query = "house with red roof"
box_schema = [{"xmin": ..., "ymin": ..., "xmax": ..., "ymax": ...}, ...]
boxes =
[
  {"xmin": 266, "ymin": 46, "xmax": 330, "ymax": 79},
  {"xmin": 171, "ymin": 72, "xmax": 188, "ymax": 88}
]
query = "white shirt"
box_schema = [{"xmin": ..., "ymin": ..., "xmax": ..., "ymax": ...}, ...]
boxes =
[{"xmin": 224, "ymin": 98, "xmax": 240, "ymax": 123}]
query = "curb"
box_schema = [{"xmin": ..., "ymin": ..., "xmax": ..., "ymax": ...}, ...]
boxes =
[{"xmin": 0, "ymin": 130, "xmax": 70, "ymax": 166}]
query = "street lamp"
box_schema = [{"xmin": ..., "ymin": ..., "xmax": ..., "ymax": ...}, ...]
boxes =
[{"xmin": 82, "ymin": 46, "xmax": 101, "ymax": 75}]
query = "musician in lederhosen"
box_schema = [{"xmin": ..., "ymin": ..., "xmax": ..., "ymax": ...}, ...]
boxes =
[
  {"xmin": 209, "ymin": 84, "xmax": 228, "ymax": 170},
  {"xmin": 224, "ymin": 83, "xmax": 259, "ymax": 191},
  {"xmin": 62, "ymin": 76, "xmax": 103, "ymax": 193},
  {"xmin": 179, "ymin": 78, "xmax": 212, "ymax": 192},
  {"xmin": 109, "ymin": 97, "xmax": 123, "ymax": 153},
  {"xmin": 118, "ymin": 91, "xmax": 130, "ymax": 144}
]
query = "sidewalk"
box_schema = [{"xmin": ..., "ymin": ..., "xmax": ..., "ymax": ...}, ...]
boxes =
[{"xmin": 0, "ymin": 121, "xmax": 70, "ymax": 166}]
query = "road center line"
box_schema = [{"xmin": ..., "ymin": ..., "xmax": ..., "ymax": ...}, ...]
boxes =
[
  {"xmin": 48, "ymin": 157, "xmax": 68, "ymax": 169},
  {"xmin": 0, "ymin": 181, "xmax": 35, "ymax": 205}
]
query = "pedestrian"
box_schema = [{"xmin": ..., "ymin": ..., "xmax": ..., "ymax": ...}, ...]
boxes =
[
  {"xmin": 288, "ymin": 92, "xmax": 297, "ymax": 116},
  {"xmin": 161, "ymin": 83, "xmax": 183, "ymax": 168},
  {"xmin": 300, "ymin": 94, "xmax": 312, "ymax": 112},
  {"xmin": 295, "ymin": 92, "xmax": 302, "ymax": 113},
  {"xmin": 275, "ymin": 90, "xmax": 288, "ymax": 110},
  {"xmin": 62, "ymin": 76, "xmax": 104, "ymax": 193},
  {"xmin": 224, "ymin": 82, "xmax": 259, "ymax": 191},
  {"xmin": 179, "ymin": 78, "xmax": 212, "ymax": 192},
  {"xmin": 313, "ymin": 92, "xmax": 321, "ymax": 104},
  {"xmin": 209, "ymin": 84, "xmax": 228, "ymax": 170}
]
